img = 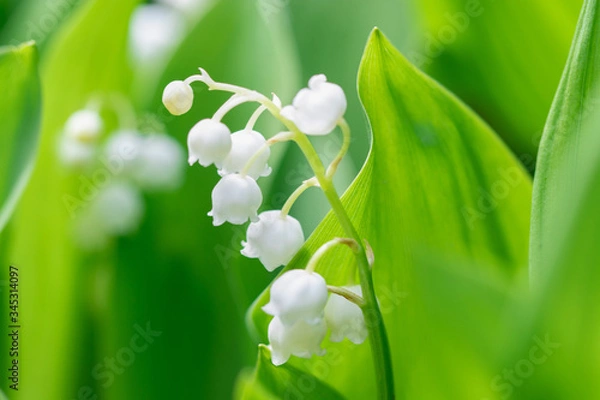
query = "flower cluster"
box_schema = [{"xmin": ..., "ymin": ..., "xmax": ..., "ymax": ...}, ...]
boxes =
[
  {"xmin": 58, "ymin": 98, "xmax": 185, "ymax": 249},
  {"xmin": 163, "ymin": 69, "xmax": 368, "ymax": 366}
]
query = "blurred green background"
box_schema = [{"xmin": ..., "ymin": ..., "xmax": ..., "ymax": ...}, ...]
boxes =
[{"xmin": 0, "ymin": 0, "xmax": 593, "ymax": 399}]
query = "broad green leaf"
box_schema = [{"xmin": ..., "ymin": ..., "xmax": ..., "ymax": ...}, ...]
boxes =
[
  {"xmin": 244, "ymin": 29, "xmax": 532, "ymax": 399},
  {"xmin": 530, "ymin": 0, "xmax": 600, "ymax": 283},
  {"xmin": 2, "ymin": 0, "xmax": 138, "ymax": 398},
  {"xmin": 235, "ymin": 345, "xmax": 345, "ymax": 400},
  {"xmin": 0, "ymin": 41, "xmax": 40, "ymax": 233},
  {"xmin": 519, "ymin": 0, "xmax": 600, "ymax": 396},
  {"xmin": 417, "ymin": 0, "xmax": 583, "ymax": 161}
]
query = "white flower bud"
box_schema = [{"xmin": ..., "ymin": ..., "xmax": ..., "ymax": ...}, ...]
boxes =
[
  {"xmin": 241, "ymin": 211, "xmax": 304, "ymax": 271},
  {"xmin": 91, "ymin": 182, "xmax": 144, "ymax": 235},
  {"xmin": 262, "ymin": 269, "xmax": 328, "ymax": 326},
  {"xmin": 280, "ymin": 74, "xmax": 346, "ymax": 135},
  {"xmin": 208, "ymin": 174, "xmax": 262, "ymax": 226},
  {"xmin": 133, "ymin": 133, "xmax": 185, "ymax": 191},
  {"xmin": 268, "ymin": 316, "xmax": 326, "ymax": 366},
  {"xmin": 163, "ymin": 80, "xmax": 194, "ymax": 115},
  {"xmin": 324, "ymin": 285, "xmax": 367, "ymax": 344},
  {"xmin": 64, "ymin": 109, "xmax": 103, "ymax": 142},
  {"xmin": 187, "ymin": 119, "xmax": 232, "ymax": 167},
  {"xmin": 219, "ymin": 130, "xmax": 271, "ymax": 179}
]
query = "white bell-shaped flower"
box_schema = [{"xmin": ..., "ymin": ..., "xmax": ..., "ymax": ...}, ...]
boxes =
[
  {"xmin": 262, "ymin": 269, "xmax": 328, "ymax": 326},
  {"xmin": 268, "ymin": 316, "xmax": 326, "ymax": 366},
  {"xmin": 187, "ymin": 119, "xmax": 232, "ymax": 167},
  {"xmin": 133, "ymin": 133, "xmax": 185, "ymax": 191},
  {"xmin": 163, "ymin": 80, "xmax": 194, "ymax": 115},
  {"xmin": 64, "ymin": 109, "xmax": 103, "ymax": 142},
  {"xmin": 219, "ymin": 129, "xmax": 271, "ymax": 179},
  {"xmin": 280, "ymin": 74, "xmax": 346, "ymax": 135},
  {"xmin": 208, "ymin": 174, "xmax": 262, "ymax": 226},
  {"xmin": 241, "ymin": 211, "xmax": 304, "ymax": 271},
  {"xmin": 325, "ymin": 285, "xmax": 368, "ymax": 344},
  {"xmin": 91, "ymin": 182, "xmax": 145, "ymax": 236}
]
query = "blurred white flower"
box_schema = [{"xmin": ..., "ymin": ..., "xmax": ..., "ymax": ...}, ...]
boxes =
[
  {"xmin": 263, "ymin": 269, "xmax": 328, "ymax": 326},
  {"xmin": 129, "ymin": 4, "xmax": 184, "ymax": 65},
  {"xmin": 64, "ymin": 109, "xmax": 103, "ymax": 142},
  {"xmin": 325, "ymin": 285, "xmax": 367, "ymax": 344},
  {"xmin": 58, "ymin": 136, "xmax": 96, "ymax": 168},
  {"xmin": 241, "ymin": 211, "xmax": 304, "ymax": 271},
  {"xmin": 162, "ymin": 80, "xmax": 194, "ymax": 116},
  {"xmin": 103, "ymin": 130, "xmax": 144, "ymax": 177},
  {"xmin": 91, "ymin": 182, "xmax": 145, "ymax": 236},
  {"xmin": 268, "ymin": 316, "xmax": 326, "ymax": 366},
  {"xmin": 133, "ymin": 134, "xmax": 185, "ymax": 191},
  {"xmin": 208, "ymin": 174, "xmax": 262, "ymax": 226},
  {"xmin": 187, "ymin": 119, "xmax": 232, "ymax": 167},
  {"xmin": 157, "ymin": 0, "xmax": 210, "ymax": 14},
  {"xmin": 280, "ymin": 74, "xmax": 346, "ymax": 135},
  {"xmin": 219, "ymin": 129, "xmax": 271, "ymax": 179}
]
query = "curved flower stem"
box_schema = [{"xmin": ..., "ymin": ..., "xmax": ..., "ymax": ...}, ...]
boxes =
[
  {"xmin": 281, "ymin": 177, "xmax": 319, "ymax": 217},
  {"xmin": 326, "ymin": 118, "xmax": 352, "ymax": 178},
  {"xmin": 246, "ymin": 105, "xmax": 267, "ymax": 130},
  {"xmin": 305, "ymin": 237, "xmax": 358, "ymax": 273},
  {"xmin": 327, "ymin": 285, "xmax": 366, "ymax": 307}
]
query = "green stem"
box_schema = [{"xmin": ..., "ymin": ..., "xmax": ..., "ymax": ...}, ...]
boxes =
[
  {"xmin": 281, "ymin": 177, "xmax": 318, "ymax": 217},
  {"xmin": 293, "ymin": 134, "xmax": 395, "ymax": 400}
]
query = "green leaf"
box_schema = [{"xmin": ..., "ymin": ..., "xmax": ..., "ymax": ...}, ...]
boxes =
[
  {"xmin": 530, "ymin": 0, "xmax": 600, "ymax": 283},
  {"xmin": 244, "ymin": 28, "xmax": 532, "ymax": 399},
  {"xmin": 522, "ymin": 0, "xmax": 600, "ymax": 396},
  {"xmin": 0, "ymin": 41, "xmax": 40, "ymax": 233},
  {"xmin": 417, "ymin": 0, "xmax": 583, "ymax": 160},
  {"xmin": 235, "ymin": 345, "xmax": 345, "ymax": 400}
]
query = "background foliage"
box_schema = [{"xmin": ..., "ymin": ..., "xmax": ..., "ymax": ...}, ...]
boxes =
[{"xmin": 0, "ymin": 0, "xmax": 597, "ymax": 399}]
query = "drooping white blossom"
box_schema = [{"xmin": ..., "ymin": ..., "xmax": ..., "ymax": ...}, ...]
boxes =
[
  {"xmin": 241, "ymin": 211, "xmax": 304, "ymax": 271},
  {"xmin": 280, "ymin": 74, "xmax": 346, "ymax": 135},
  {"xmin": 208, "ymin": 174, "xmax": 262, "ymax": 226},
  {"xmin": 262, "ymin": 269, "xmax": 328, "ymax": 326},
  {"xmin": 325, "ymin": 285, "xmax": 367, "ymax": 344},
  {"xmin": 64, "ymin": 109, "xmax": 103, "ymax": 142},
  {"xmin": 187, "ymin": 119, "xmax": 232, "ymax": 167},
  {"xmin": 133, "ymin": 133, "xmax": 185, "ymax": 190},
  {"xmin": 268, "ymin": 316, "xmax": 326, "ymax": 366},
  {"xmin": 163, "ymin": 80, "xmax": 194, "ymax": 116},
  {"xmin": 219, "ymin": 129, "xmax": 271, "ymax": 179}
]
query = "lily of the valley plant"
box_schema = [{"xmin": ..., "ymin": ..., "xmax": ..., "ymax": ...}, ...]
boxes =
[{"xmin": 163, "ymin": 69, "xmax": 395, "ymax": 398}]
